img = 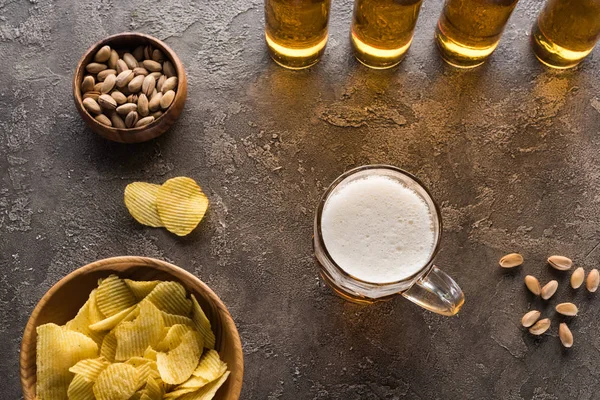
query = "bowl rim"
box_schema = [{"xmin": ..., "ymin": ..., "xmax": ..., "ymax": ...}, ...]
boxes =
[
  {"xmin": 73, "ymin": 32, "xmax": 186, "ymax": 134},
  {"xmin": 19, "ymin": 256, "xmax": 243, "ymax": 399}
]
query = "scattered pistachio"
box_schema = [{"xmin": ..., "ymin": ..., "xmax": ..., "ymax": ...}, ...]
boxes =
[
  {"xmin": 521, "ymin": 310, "xmax": 541, "ymax": 328},
  {"xmin": 586, "ymin": 269, "xmax": 599, "ymax": 292},
  {"xmin": 499, "ymin": 253, "xmax": 523, "ymax": 268},
  {"xmin": 571, "ymin": 267, "xmax": 585, "ymax": 289},
  {"xmin": 558, "ymin": 323, "xmax": 573, "ymax": 348},
  {"xmin": 548, "ymin": 255, "xmax": 573, "ymax": 271},
  {"xmin": 541, "ymin": 280, "xmax": 558, "ymax": 300},
  {"xmin": 525, "ymin": 275, "xmax": 541, "ymax": 296},
  {"xmin": 529, "ymin": 318, "xmax": 551, "ymax": 335},
  {"xmin": 555, "ymin": 302, "xmax": 578, "ymax": 316}
]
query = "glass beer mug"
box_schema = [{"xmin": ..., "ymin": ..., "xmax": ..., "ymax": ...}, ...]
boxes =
[{"xmin": 314, "ymin": 165, "xmax": 465, "ymax": 316}]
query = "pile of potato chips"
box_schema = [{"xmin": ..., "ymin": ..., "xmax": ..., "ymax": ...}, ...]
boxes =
[
  {"xmin": 36, "ymin": 275, "xmax": 230, "ymax": 400},
  {"xmin": 125, "ymin": 177, "xmax": 209, "ymax": 236}
]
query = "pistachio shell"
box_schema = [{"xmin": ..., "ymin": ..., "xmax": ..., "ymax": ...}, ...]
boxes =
[
  {"xmin": 123, "ymin": 53, "xmax": 138, "ymax": 69},
  {"xmin": 125, "ymin": 111, "xmax": 139, "ymax": 128},
  {"xmin": 529, "ymin": 318, "xmax": 550, "ymax": 335},
  {"xmin": 101, "ymin": 74, "xmax": 117, "ymax": 94},
  {"xmin": 142, "ymin": 60, "xmax": 162, "ymax": 72},
  {"xmin": 94, "ymin": 113, "xmax": 112, "ymax": 127},
  {"xmin": 161, "ymin": 76, "xmax": 178, "ymax": 93},
  {"xmin": 108, "ymin": 49, "xmax": 119, "ymax": 69},
  {"xmin": 133, "ymin": 67, "xmax": 149, "ymax": 76},
  {"xmin": 81, "ymin": 75, "xmax": 95, "ymax": 93},
  {"xmin": 521, "ymin": 310, "xmax": 541, "ymax": 328},
  {"xmin": 133, "ymin": 45, "xmax": 145, "ymax": 61},
  {"xmin": 110, "ymin": 91, "xmax": 127, "ymax": 105},
  {"xmin": 135, "ymin": 116, "xmax": 155, "ymax": 127},
  {"xmin": 116, "ymin": 70, "xmax": 135, "ymax": 88},
  {"xmin": 97, "ymin": 94, "xmax": 117, "ymax": 110},
  {"xmin": 559, "ymin": 323, "xmax": 573, "ymax": 348},
  {"xmin": 82, "ymin": 97, "xmax": 102, "ymax": 115},
  {"xmin": 586, "ymin": 269, "xmax": 599, "ymax": 292},
  {"xmin": 97, "ymin": 69, "xmax": 117, "ymax": 82},
  {"xmin": 541, "ymin": 280, "xmax": 558, "ymax": 300},
  {"xmin": 83, "ymin": 91, "xmax": 101, "ymax": 101},
  {"xmin": 117, "ymin": 103, "xmax": 138, "ymax": 116},
  {"xmin": 137, "ymin": 93, "xmax": 149, "ymax": 117},
  {"xmin": 555, "ymin": 302, "xmax": 578, "ymax": 316},
  {"xmin": 160, "ymin": 90, "xmax": 175, "ymax": 110},
  {"xmin": 571, "ymin": 267, "xmax": 585, "ymax": 289},
  {"xmin": 148, "ymin": 92, "xmax": 163, "ymax": 112},
  {"xmin": 86, "ymin": 63, "xmax": 107, "ymax": 74},
  {"xmin": 116, "ymin": 59, "xmax": 129, "ymax": 74},
  {"xmin": 110, "ymin": 113, "xmax": 126, "ymax": 129},
  {"xmin": 152, "ymin": 49, "xmax": 165, "ymax": 63},
  {"xmin": 548, "ymin": 255, "xmax": 573, "ymax": 271},
  {"xmin": 499, "ymin": 253, "xmax": 523, "ymax": 268},
  {"xmin": 128, "ymin": 75, "xmax": 145, "ymax": 93},
  {"xmin": 163, "ymin": 61, "xmax": 176, "ymax": 78},
  {"xmin": 142, "ymin": 75, "xmax": 155, "ymax": 97},
  {"xmin": 94, "ymin": 45, "xmax": 111, "ymax": 63},
  {"xmin": 524, "ymin": 275, "xmax": 541, "ymax": 296}
]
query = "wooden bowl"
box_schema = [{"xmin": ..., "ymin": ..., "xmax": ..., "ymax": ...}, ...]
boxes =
[
  {"xmin": 20, "ymin": 256, "xmax": 243, "ymax": 399},
  {"xmin": 73, "ymin": 33, "xmax": 187, "ymax": 143}
]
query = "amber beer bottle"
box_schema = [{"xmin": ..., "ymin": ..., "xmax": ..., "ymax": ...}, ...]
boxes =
[
  {"xmin": 531, "ymin": 0, "xmax": 600, "ymax": 69},
  {"xmin": 264, "ymin": 0, "xmax": 332, "ymax": 69},
  {"xmin": 434, "ymin": 0, "xmax": 519, "ymax": 68},
  {"xmin": 350, "ymin": 0, "xmax": 424, "ymax": 69}
]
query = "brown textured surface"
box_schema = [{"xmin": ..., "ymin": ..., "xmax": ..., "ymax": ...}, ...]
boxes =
[
  {"xmin": 19, "ymin": 256, "xmax": 243, "ymax": 400},
  {"xmin": 2, "ymin": 0, "xmax": 600, "ymax": 398}
]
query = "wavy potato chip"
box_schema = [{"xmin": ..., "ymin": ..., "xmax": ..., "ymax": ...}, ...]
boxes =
[
  {"xmin": 125, "ymin": 279, "xmax": 160, "ymax": 300},
  {"xmin": 179, "ymin": 371, "xmax": 230, "ymax": 400},
  {"xmin": 136, "ymin": 360, "xmax": 161, "ymax": 382},
  {"xmin": 144, "ymin": 281, "xmax": 192, "ymax": 316},
  {"xmin": 100, "ymin": 331, "xmax": 117, "ymax": 363},
  {"xmin": 36, "ymin": 324, "xmax": 99, "ymax": 400},
  {"xmin": 88, "ymin": 289, "xmax": 105, "ymax": 323},
  {"xmin": 157, "ymin": 330, "xmax": 202, "ymax": 384},
  {"xmin": 68, "ymin": 357, "xmax": 110, "ymax": 381},
  {"xmin": 154, "ymin": 324, "xmax": 194, "ymax": 352},
  {"xmin": 156, "ymin": 177, "xmax": 209, "ymax": 236},
  {"xmin": 115, "ymin": 301, "xmax": 165, "ymax": 361},
  {"xmin": 143, "ymin": 346, "xmax": 158, "ymax": 361},
  {"xmin": 93, "ymin": 363, "xmax": 142, "ymax": 400},
  {"xmin": 67, "ymin": 374, "xmax": 95, "ymax": 400},
  {"xmin": 191, "ymin": 294, "xmax": 216, "ymax": 349},
  {"xmin": 190, "ymin": 350, "xmax": 227, "ymax": 383},
  {"xmin": 89, "ymin": 304, "xmax": 137, "ymax": 331},
  {"xmin": 96, "ymin": 275, "xmax": 137, "ymax": 317},
  {"xmin": 142, "ymin": 377, "xmax": 164, "ymax": 400},
  {"xmin": 64, "ymin": 298, "xmax": 106, "ymax": 345},
  {"xmin": 124, "ymin": 182, "xmax": 164, "ymax": 228}
]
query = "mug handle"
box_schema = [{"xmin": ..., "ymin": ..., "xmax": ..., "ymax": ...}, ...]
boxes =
[{"xmin": 402, "ymin": 265, "xmax": 464, "ymax": 316}]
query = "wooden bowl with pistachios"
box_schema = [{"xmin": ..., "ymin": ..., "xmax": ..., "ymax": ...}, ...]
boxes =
[{"xmin": 73, "ymin": 32, "xmax": 187, "ymax": 143}]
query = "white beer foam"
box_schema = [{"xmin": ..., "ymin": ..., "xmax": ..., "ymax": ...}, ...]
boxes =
[{"xmin": 321, "ymin": 175, "xmax": 435, "ymax": 284}]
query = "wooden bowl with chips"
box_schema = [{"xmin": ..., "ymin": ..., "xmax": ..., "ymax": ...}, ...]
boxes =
[
  {"xmin": 20, "ymin": 256, "xmax": 243, "ymax": 399},
  {"xmin": 73, "ymin": 32, "xmax": 187, "ymax": 143}
]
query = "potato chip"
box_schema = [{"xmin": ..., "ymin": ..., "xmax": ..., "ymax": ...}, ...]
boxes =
[
  {"xmin": 125, "ymin": 279, "xmax": 160, "ymax": 300},
  {"xmin": 136, "ymin": 360, "xmax": 161, "ymax": 382},
  {"xmin": 115, "ymin": 300, "xmax": 165, "ymax": 361},
  {"xmin": 68, "ymin": 357, "xmax": 111, "ymax": 381},
  {"xmin": 178, "ymin": 371, "xmax": 230, "ymax": 400},
  {"xmin": 93, "ymin": 363, "xmax": 142, "ymax": 400},
  {"xmin": 88, "ymin": 289, "xmax": 106, "ymax": 323},
  {"xmin": 100, "ymin": 331, "xmax": 117, "ymax": 362},
  {"xmin": 156, "ymin": 177, "xmax": 209, "ymax": 236},
  {"xmin": 144, "ymin": 281, "xmax": 192, "ymax": 316},
  {"xmin": 142, "ymin": 377, "xmax": 164, "ymax": 400},
  {"xmin": 189, "ymin": 350, "xmax": 227, "ymax": 383},
  {"xmin": 154, "ymin": 324, "xmax": 194, "ymax": 352},
  {"xmin": 143, "ymin": 346, "xmax": 158, "ymax": 361},
  {"xmin": 162, "ymin": 310, "xmax": 195, "ymax": 328},
  {"xmin": 191, "ymin": 294, "xmax": 216, "ymax": 349},
  {"xmin": 157, "ymin": 329, "xmax": 202, "ymax": 384},
  {"xmin": 96, "ymin": 275, "xmax": 137, "ymax": 317},
  {"xmin": 130, "ymin": 391, "xmax": 144, "ymax": 400},
  {"xmin": 36, "ymin": 323, "xmax": 99, "ymax": 400},
  {"xmin": 67, "ymin": 374, "xmax": 95, "ymax": 400},
  {"xmin": 64, "ymin": 298, "xmax": 106, "ymax": 345},
  {"xmin": 124, "ymin": 182, "xmax": 164, "ymax": 228},
  {"xmin": 89, "ymin": 304, "xmax": 137, "ymax": 331}
]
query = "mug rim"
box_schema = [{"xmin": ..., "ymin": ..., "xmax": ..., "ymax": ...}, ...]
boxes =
[{"xmin": 314, "ymin": 164, "xmax": 443, "ymax": 287}]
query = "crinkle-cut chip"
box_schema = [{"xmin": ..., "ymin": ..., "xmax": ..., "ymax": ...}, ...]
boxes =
[
  {"xmin": 88, "ymin": 289, "xmax": 105, "ymax": 323},
  {"xmin": 170, "ymin": 351, "xmax": 226, "ymax": 395},
  {"xmin": 137, "ymin": 361, "xmax": 161, "ymax": 382},
  {"xmin": 188, "ymin": 350, "xmax": 227, "ymax": 384},
  {"xmin": 96, "ymin": 275, "xmax": 137, "ymax": 317},
  {"xmin": 154, "ymin": 324, "xmax": 194, "ymax": 352},
  {"xmin": 191, "ymin": 294, "xmax": 216, "ymax": 349},
  {"xmin": 142, "ymin": 377, "xmax": 164, "ymax": 400},
  {"xmin": 93, "ymin": 363, "xmax": 142, "ymax": 400},
  {"xmin": 124, "ymin": 182, "xmax": 164, "ymax": 228},
  {"xmin": 156, "ymin": 177, "xmax": 209, "ymax": 236},
  {"xmin": 36, "ymin": 323, "xmax": 99, "ymax": 400},
  {"xmin": 64, "ymin": 298, "xmax": 106, "ymax": 345},
  {"xmin": 68, "ymin": 357, "xmax": 111, "ymax": 381},
  {"xmin": 125, "ymin": 279, "xmax": 160, "ymax": 301},
  {"xmin": 67, "ymin": 374, "xmax": 95, "ymax": 400},
  {"xmin": 144, "ymin": 281, "xmax": 192, "ymax": 316},
  {"xmin": 125, "ymin": 356, "xmax": 151, "ymax": 367},
  {"xmin": 157, "ymin": 330, "xmax": 202, "ymax": 385},
  {"xmin": 115, "ymin": 301, "xmax": 165, "ymax": 361},
  {"xmin": 164, "ymin": 386, "xmax": 198, "ymax": 399},
  {"xmin": 144, "ymin": 346, "xmax": 158, "ymax": 361},
  {"xmin": 178, "ymin": 371, "xmax": 230, "ymax": 400},
  {"xmin": 89, "ymin": 304, "xmax": 137, "ymax": 331},
  {"xmin": 100, "ymin": 331, "xmax": 117, "ymax": 362},
  {"xmin": 161, "ymin": 310, "xmax": 195, "ymax": 328},
  {"xmin": 130, "ymin": 391, "xmax": 144, "ymax": 400}
]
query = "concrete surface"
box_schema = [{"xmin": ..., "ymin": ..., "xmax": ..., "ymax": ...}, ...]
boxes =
[{"xmin": 2, "ymin": 0, "xmax": 600, "ymax": 398}]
